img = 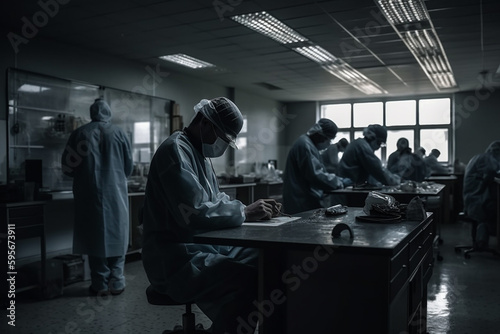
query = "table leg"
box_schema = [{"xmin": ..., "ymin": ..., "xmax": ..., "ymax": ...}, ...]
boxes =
[
  {"xmin": 41, "ymin": 227, "xmax": 46, "ymax": 298},
  {"xmin": 258, "ymin": 248, "xmax": 287, "ymax": 334},
  {"xmin": 497, "ymin": 182, "xmax": 500, "ymax": 251}
]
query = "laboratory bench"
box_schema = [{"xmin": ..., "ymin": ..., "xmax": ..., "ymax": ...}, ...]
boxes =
[{"xmin": 194, "ymin": 207, "xmax": 434, "ymax": 334}]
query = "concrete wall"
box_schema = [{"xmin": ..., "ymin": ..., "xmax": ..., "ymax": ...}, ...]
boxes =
[{"xmin": 454, "ymin": 89, "xmax": 500, "ymax": 164}]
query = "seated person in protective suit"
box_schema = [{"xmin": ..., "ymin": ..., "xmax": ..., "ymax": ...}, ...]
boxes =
[
  {"xmin": 141, "ymin": 97, "xmax": 281, "ymax": 334},
  {"xmin": 463, "ymin": 140, "xmax": 500, "ymax": 249}
]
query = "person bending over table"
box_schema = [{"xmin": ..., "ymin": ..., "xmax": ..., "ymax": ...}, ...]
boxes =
[
  {"xmin": 338, "ymin": 124, "xmax": 400, "ymax": 187},
  {"xmin": 283, "ymin": 119, "xmax": 351, "ymax": 214}
]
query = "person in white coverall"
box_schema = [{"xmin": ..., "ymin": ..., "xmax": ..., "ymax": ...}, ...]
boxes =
[
  {"xmin": 141, "ymin": 97, "xmax": 281, "ymax": 334},
  {"xmin": 62, "ymin": 98, "xmax": 133, "ymax": 296}
]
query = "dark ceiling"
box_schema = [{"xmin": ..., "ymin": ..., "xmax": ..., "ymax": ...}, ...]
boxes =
[{"xmin": 2, "ymin": 0, "xmax": 500, "ymax": 102}]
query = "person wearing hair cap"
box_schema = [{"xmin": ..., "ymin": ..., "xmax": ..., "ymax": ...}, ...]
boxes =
[
  {"xmin": 424, "ymin": 148, "xmax": 449, "ymax": 176},
  {"xmin": 321, "ymin": 138, "xmax": 349, "ymax": 174},
  {"xmin": 141, "ymin": 97, "xmax": 281, "ymax": 334},
  {"xmin": 62, "ymin": 98, "xmax": 133, "ymax": 296},
  {"xmin": 463, "ymin": 140, "xmax": 500, "ymax": 249},
  {"xmin": 387, "ymin": 137, "xmax": 427, "ymax": 182},
  {"xmin": 338, "ymin": 124, "xmax": 400, "ymax": 186},
  {"xmin": 283, "ymin": 118, "xmax": 350, "ymax": 214}
]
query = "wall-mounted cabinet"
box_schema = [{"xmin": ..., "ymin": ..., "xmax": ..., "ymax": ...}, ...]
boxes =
[{"xmin": 7, "ymin": 68, "xmax": 173, "ymax": 192}]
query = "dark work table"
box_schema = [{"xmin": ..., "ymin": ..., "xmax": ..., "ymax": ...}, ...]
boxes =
[
  {"xmin": 194, "ymin": 208, "xmax": 427, "ymax": 255},
  {"xmin": 194, "ymin": 207, "xmax": 435, "ymax": 334}
]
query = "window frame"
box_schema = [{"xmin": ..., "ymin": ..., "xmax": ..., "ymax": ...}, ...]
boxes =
[{"xmin": 319, "ymin": 95, "xmax": 453, "ymax": 165}]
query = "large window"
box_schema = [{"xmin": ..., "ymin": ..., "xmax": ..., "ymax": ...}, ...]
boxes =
[{"xmin": 320, "ymin": 97, "xmax": 452, "ymax": 165}]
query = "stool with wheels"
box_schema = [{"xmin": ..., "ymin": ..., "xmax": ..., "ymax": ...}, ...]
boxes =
[
  {"xmin": 146, "ymin": 285, "xmax": 211, "ymax": 334},
  {"xmin": 454, "ymin": 212, "xmax": 500, "ymax": 259}
]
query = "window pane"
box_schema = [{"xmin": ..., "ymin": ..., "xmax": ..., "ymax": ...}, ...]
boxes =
[
  {"xmin": 134, "ymin": 122, "xmax": 150, "ymax": 144},
  {"xmin": 321, "ymin": 104, "xmax": 351, "ymax": 128},
  {"xmin": 420, "ymin": 129, "xmax": 449, "ymax": 162},
  {"xmin": 354, "ymin": 130, "xmax": 381, "ymax": 160},
  {"xmin": 419, "ymin": 98, "xmax": 451, "ymax": 125},
  {"xmin": 386, "ymin": 100, "xmax": 416, "ymax": 126},
  {"xmin": 386, "ymin": 130, "xmax": 414, "ymax": 155},
  {"xmin": 353, "ymin": 102, "xmax": 383, "ymax": 127}
]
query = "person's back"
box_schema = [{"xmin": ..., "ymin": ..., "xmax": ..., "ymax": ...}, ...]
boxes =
[
  {"xmin": 321, "ymin": 138, "xmax": 349, "ymax": 174},
  {"xmin": 463, "ymin": 141, "xmax": 500, "ymax": 227},
  {"xmin": 463, "ymin": 141, "xmax": 500, "ymax": 249},
  {"xmin": 62, "ymin": 98, "xmax": 133, "ymax": 295}
]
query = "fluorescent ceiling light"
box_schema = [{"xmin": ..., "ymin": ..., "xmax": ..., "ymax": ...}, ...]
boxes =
[
  {"xmin": 231, "ymin": 11, "xmax": 308, "ymax": 44},
  {"xmin": 323, "ymin": 62, "xmax": 388, "ymax": 95},
  {"xmin": 377, "ymin": 0, "xmax": 429, "ymax": 25},
  {"xmin": 159, "ymin": 54, "xmax": 215, "ymax": 69},
  {"xmin": 233, "ymin": 11, "xmax": 386, "ymax": 95},
  {"xmin": 293, "ymin": 45, "xmax": 338, "ymax": 64},
  {"xmin": 376, "ymin": 0, "xmax": 457, "ymax": 90}
]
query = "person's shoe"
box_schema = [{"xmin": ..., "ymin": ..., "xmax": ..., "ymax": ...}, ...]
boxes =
[
  {"xmin": 110, "ymin": 288, "xmax": 125, "ymax": 295},
  {"xmin": 88, "ymin": 286, "xmax": 110, "ymax": 297}
]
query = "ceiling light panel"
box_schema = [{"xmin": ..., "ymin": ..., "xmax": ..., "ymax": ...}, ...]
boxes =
[
  {"xmin": 231, "ymin": 11, "xmax": 308, "ymax": 44},
  {"xmin": 159, "ymin": 54, "xmax": 215, "ymax": 69},
  {"xmin": 323, "ymin": 63, "xmax": 388, "ymax": 95},
  {"xmin": 376, "ymin": 0, "xmax": 457, "ymax": 90},
  {"xmin": 232, "ymin": 11, "xmax": 387, "ymax": 95},
  {"xmin": 377, "ymin": 0, "xmax": 429, "ymax": 25},
  {"xmin": 293, "ymin": 45, "xmax": 338, "ymax": 64}
]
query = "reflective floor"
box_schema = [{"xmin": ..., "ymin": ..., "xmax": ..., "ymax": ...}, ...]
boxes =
[
  {"xmin": 427, "ymin": 222, "xmax": 500, "ymax": 334},
  {"xmin": 2, "ymin": 221, "xmax": 499, "ymax": 334}
]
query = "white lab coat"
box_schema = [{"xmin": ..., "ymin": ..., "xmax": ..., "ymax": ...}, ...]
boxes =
[
  {"xmin": 283, "ymin": 134, "xmax": 343, "ymax": 214},
  {"xmin": 62, "ymin": 103, "xmax": 133, "ymax": 257},
  {"xmin": 141, "ymin": 130, "xmax": 257, "ymax": 328}
]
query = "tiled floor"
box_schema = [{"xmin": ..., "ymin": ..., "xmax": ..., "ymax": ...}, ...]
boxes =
[{"xmin": 2, "ymin": 221, "xmax": 499, "ymax": 334}]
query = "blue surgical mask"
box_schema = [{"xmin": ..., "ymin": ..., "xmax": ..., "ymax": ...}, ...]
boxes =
[{"xmin": 202, "ymin": 136, "xmax": 229, "ymax": 158}]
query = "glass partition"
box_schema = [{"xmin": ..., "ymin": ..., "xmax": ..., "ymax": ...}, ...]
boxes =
[{"xmin": 7, "ymin": 68, "xmax": 172, "ymax": 192}]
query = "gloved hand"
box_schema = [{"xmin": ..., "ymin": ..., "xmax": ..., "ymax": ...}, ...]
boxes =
[{"xmin": 341, "ymin": 177, "xmax": 353, "ymax": 187}]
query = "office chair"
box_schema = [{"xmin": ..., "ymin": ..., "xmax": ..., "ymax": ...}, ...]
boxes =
[
  {"xmin": 146, "ymin": 285, "xmax": 211, "ymax": 334},
  {"xmin": 454, "ymin": 212, "xmax": 500, "ymax": 259}
]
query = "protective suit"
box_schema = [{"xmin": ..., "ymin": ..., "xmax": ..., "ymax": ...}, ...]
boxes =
[
  {"xmin": 387, "ymin": 138, "xmax": 426, "ymax": 182},
  {"xmin": 62, "ymin": 99, "xmax": 133, "ymax": 293},
  {"xmin": 424, "ymin": 149, "xmax": 448, "ymax": 176},
  {"xmin": 141, "ymin": 97, "xmax": 258, "ymax": 334},
  {"xmin": 338, "ymin": 125, "xmax": 399, "ymax": 186},
  {"xmin": 283, "ymin": 119, "xmax": 344, "ymax": 214},
  {"xmin": 321, "ymin": 138, "xmax": 348, "ymax": 174},
  {"xmin": 463, "ymin": 141, "xmax": 500, "ymax": 248}
]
